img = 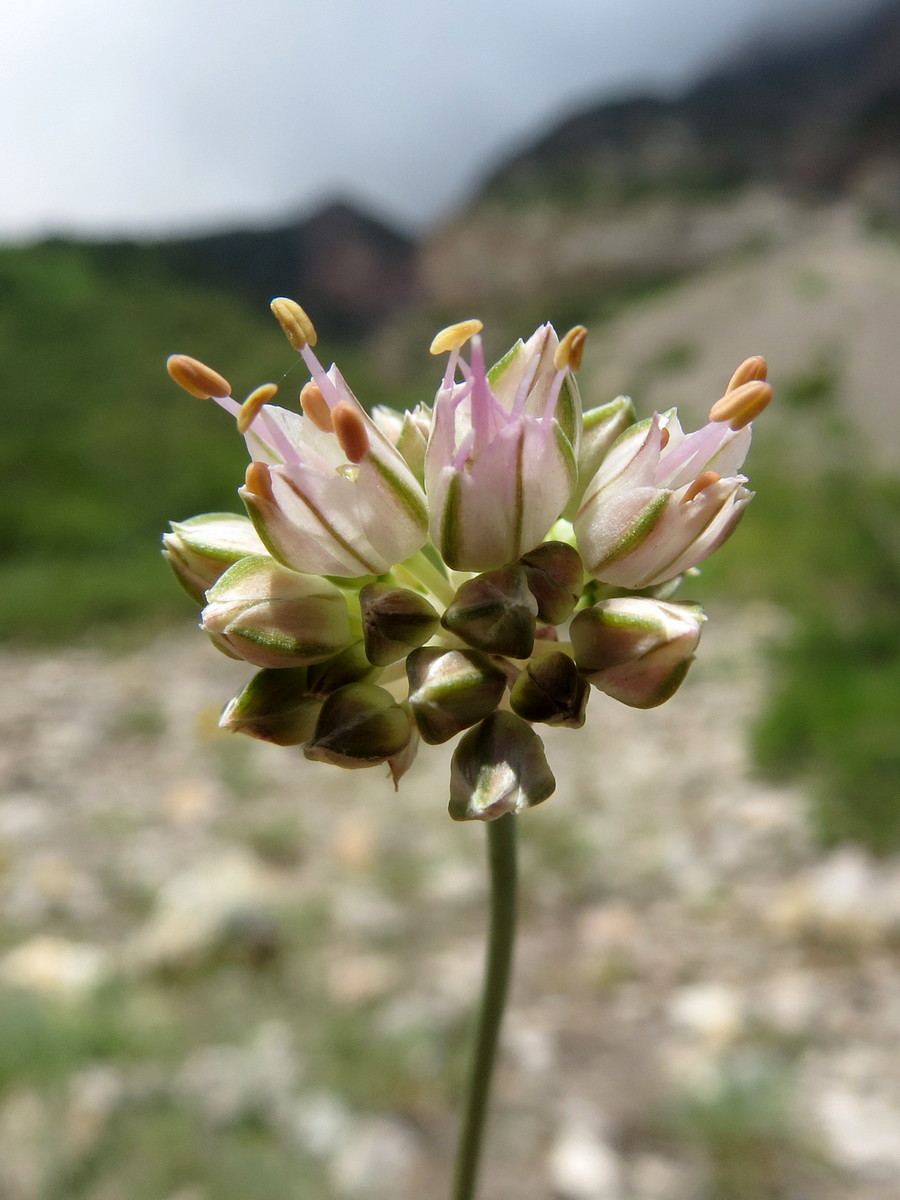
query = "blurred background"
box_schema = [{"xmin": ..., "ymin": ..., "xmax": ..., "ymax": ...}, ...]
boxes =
[{"xmin": 3, "ymin": 0, "xmax": 900, "ymax": 1196}]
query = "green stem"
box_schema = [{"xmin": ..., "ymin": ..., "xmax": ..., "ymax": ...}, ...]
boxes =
[
  {"xmin": 395, "ymin": 549, "xmax": 457, "ymax": 607},
  {"xmin": 451, "ymin": 813, "xmax": 518, "ymax": 1200}
]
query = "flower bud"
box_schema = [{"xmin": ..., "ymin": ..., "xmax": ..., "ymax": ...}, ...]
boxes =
[
  {"xmin": 519, "ymin": 542, "xmax": 584, "ymax": 625},
  {"xmin": 359, "ymin": 583, "xmax": 440, "ymax": 666},
  {"xmin": 201, "ymin": 556, "xmax": 354, "ymax": 669},
  {"xmin": 509, "ymin": 651, "xmax": 589, "ymax": 728},
  {"xmin": 406, "ymin": 648, "xmax": 507, "ymax": 745},
  {"xmin": 303, "ymin": 683, "xmax": 412, "ymax": 769},
  {"xmin": 305, "ymin": 640, "xmax": 378, "ymax": 695},
  {"xmin": 449, "ymin": 711, "xmax": 556, "ymax": 821},
  {"xmin": 441, "ymin": 566, "xmax": 538, "ymax": 658},
  {"xmin": 162, "ymin": 513, "xmax": 268, "ymax": 603},
  {"xmin": 566, "ymin": 396, "xmax": 636, "ymax": 514},
  {"xmin": 219, "ymin": 667, "xmax": 322, "ymax": 746},
  {"xmin": 570, "ymin": 598, "xmax": 705, "ymax": 708},
  {"xmin": 372, "ymin": 405, "xmax": 432, "ymax": 485}
]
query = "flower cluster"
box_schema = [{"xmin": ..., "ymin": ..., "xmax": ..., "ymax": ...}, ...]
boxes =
[{"xmin": 164, "ymin": 301, "xmax": 770, "ymax": 820}]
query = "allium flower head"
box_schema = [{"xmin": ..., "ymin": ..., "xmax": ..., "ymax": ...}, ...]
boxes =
[{"xmin": 165, "ymin": 304, "xmax": 770, "ymax": 817}]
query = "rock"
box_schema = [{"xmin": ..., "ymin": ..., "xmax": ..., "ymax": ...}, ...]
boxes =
[
  {"xmin": 63, "ymin": 1065, "xmax": 123, "ymax": 1159},
  {"xmin": 176, "ymin": 1020, "xmax": 299, "ymax": 1129},
  {"xmin": 125, "ymin": 850, "xmax": 280, "ymax": 972},
  {"xmin": 0, "ymin": 935, "xmax": 109, "ymax": 998},
  {"xmin": 814, "ymin": 1085, "xmax": 900, "ymax": 1177},
  {"xmin": 548, "ymin": 1111, "xmax": 624, "ymax": 1200},
  {"xmin": 329, "ymin": 1115, "xmax": 421, "ymax": 1198},
  {"xmin": 289, "ymin": 1091, "xmax": 352, "ymax": 1158},
  {"xmin": 667, "ymin": 982, "xmax": 744, "ymax": 1047}
]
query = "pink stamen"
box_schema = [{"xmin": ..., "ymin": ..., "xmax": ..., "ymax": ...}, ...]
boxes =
[{"xmin": 299, "ymin": 344, "xmax": 343, "ymax": 409}]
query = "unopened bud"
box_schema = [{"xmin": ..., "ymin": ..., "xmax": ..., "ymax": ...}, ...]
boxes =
[
  {"xmin": 407, "ymin": 648, "xmax": 506, "ymax": 745},
  {"xmin": 509, "ymin": 651, "xmax": 589, "ymax": 728},
  {"xmin": 359, "ymin": 583, "xmax": 440, "ymax": 666},
  {"xmin": 570, "ymin": 597, "xmax": 705, "ymax": 708},
  {"xmin": 305, "ymin": 640, "xmax": 378, "ymax": 695},
  {"xmin": 441, "ymin": 566, "xmax": 538, "ymax": 658},
  {"xmin": 567, "ymin": 396, "xmax": 636, "ymax": 514},
  {"xmin": 304, "ymin": 683, "xmax": 411, "ymax": 769},
  {"xmin": 519, "ymin": 542, "xmax": 584, "ymax": 625},
  {"xmin": 201, "ymin": 556, "xmax": 354, "ymax": 669},
  {"xmin": 219, "ymin": 667, "xmax": 322, "ymax": 746},
  {"xmin": 449, "ymin": 712, "xmax": 556, "ymax": 821},
  {"xmin": 162, "ymin": 513, "xmax": 268, "ymax": 603}
]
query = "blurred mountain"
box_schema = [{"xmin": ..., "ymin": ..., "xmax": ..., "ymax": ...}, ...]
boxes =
[
  {"xmin": 43, "ymin": 199, "xmax": 417, "ymax": 340},
  {"xmin": 421, "ymin": 0, "xmax": 900, "ymax": 312}
]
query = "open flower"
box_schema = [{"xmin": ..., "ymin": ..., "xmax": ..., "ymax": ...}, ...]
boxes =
[
  {"xmin": 574, "ymin": 362, "xmax": 771, "ymax": 588},
  {"xmin": 168, "ymin": 300, "xmax": 428, "ymax": 579},
  {"xmin": 424, "ymin": 321, "xmax": 583, "ymax": 571}
]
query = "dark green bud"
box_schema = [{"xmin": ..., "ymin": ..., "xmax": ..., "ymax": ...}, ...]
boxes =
[
  {"xmin": 449, "ymin": 711, "xmax": 556, "ymax": 821},
  {"xmin": 304, "ymin": 683, "xmax": 412, "ymax": 769},
  {"xmin": 441, "ymin": 566, "xmax": 537, "ymax": 658},
  {"xmin": 359, "ymin": 583, "xmax": 440, "ymax": 666},
  {"xmin": 305, "ymin": 640, "xmax": 379, "ymax": 695},
  {"xmin": 406, "ymin": 648, "xmax": 507, "ymax": 745},
  {"xmin": 520, "ymin": 541, "xmax": 584, "ymax": 625},
  {"xmin": 219, "ymin": 667, "xmax": 322, "ymax": 746},
  {"xmin": 509, "ymin": 651, "xmax": 589, "ymax": 728}
]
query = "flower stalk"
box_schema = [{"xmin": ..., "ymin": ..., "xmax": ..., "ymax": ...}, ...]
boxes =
[{"xmin": 452, "ymin": 813, "xmax": 518, "ymax": 1200}]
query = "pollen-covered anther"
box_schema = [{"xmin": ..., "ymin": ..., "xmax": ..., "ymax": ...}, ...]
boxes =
[
  {"xmin": 270, "ymin": 297, "xmax": 318, "ymax": 349},
  {"xmin": 708, "ymin": 379, "xmax": 773, "ymax": 429},
  {"xmin": 332, "ymin": 401, "xmax": 370, "ymax": 464},
  {"xmin": 166, "ymin": 354, "xmax": 231, "ymax": 399},
  {"xmin": 553, "ymin": 325, "xmax": 588, "ymax": 371},
  {"xmin": 237, "ymin": 383, "xmax": 278, "ymax": 434},
  {"xmin": 244, "ymin": 460, "xmax": 275, "ymax": 503},
  {"xmin": 300, "ymin": 381, "xmax": 334, "ymax": 433},
  {"xmin": 681, "ymin": 470, "xmax": 721, "ymax": 503},
  {"xmin": 726, "ymin": 355, "xmax": 768, "ymax": 393},
  {"xmin": 429, "ymin": 319, "xmax": 484, "ymax": 356}
]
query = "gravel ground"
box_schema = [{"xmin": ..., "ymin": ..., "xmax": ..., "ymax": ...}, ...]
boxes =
[{"xmin": 0, "ymin": 605, "xmax": 898, "ymax": 1199}]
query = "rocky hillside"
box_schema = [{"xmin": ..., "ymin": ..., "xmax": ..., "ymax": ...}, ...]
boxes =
[{"xmin": 420, "ymin": 0, "xmax": 900, "ymax": 313}]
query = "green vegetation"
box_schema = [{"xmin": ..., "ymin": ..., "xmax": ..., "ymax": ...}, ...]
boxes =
[{"xmin": 706, "ymin": 410, "xmax": 900, "ymax": 854}]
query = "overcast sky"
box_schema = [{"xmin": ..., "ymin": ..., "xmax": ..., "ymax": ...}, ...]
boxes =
[{"xmin": 1, "ymin": 0, "xmax": 876, "ymax": 242}]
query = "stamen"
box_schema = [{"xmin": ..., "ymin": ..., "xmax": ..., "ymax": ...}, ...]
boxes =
[
  {"xmin": 237, "ymin": 383, "xmax": 278, "ymax": 434},
  {"xmin": 429, "ymin": 319, "xmax": 484, "ymax": 356},
  {"xmin": 553, "ymin": 325, "xmax": 588, "ymax": 372},
  {"xmin": 659, "ymin": 425, "xmax": 671, "ymax": 449},
  {"xmin": 244, "ymin": 461, "xmax": 275, "ymax": 503},
  {"xmin": 166, "ymin": 354, "xmax": 231, "ymax": 399},
  {"xmin": 332, "ymin": 401, "xmax": 370, "ymax": 464},
  {"xmin": 270, "ymin": 297, "xmax": 318, "ymax": 349},
  {"xmin": 300, "ymin": 381, "xmax": 335, "ymax": 432},
  {"xmin": 709, "ymin": 379, "xmax": 773, "ymax": 429},
  {"xmin": 681, "ymin": 470, "xmax": 721, "ymax": 503},
  {"xmin": 726, "ymin": 355, "xmax": 768, "ymax": 393}
]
